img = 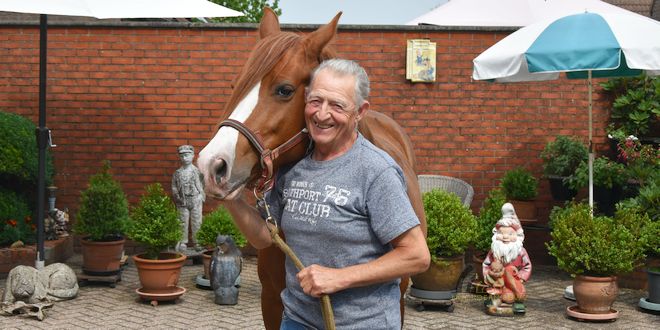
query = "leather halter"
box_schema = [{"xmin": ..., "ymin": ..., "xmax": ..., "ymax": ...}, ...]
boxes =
[{"xmin": 219, "ymin": 118, "xmax": 308, "ymax": 192}]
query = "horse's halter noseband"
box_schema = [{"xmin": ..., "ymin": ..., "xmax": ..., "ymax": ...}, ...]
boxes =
[{"xmin": 219, "ymin": 118, "xmax": 308, "ymax": 193}]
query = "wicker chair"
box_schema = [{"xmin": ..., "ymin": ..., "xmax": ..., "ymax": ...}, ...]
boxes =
[{"xmin": 417, "ymin": 174, "xmax": 474, "ymax": 207}]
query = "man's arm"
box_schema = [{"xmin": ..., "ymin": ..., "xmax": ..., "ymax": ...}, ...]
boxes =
[
  {"xmin": 296, "ymin": 225, "xmax": 430, "ymax": 298},
  {"xmin": 221, "ymin": 193, "xmax": 273, "ymax": 250}
]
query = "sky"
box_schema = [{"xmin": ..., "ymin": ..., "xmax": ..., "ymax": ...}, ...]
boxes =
[{"xmin": 277, "ymin": 0, "xmax": 448, "ymax": 25}]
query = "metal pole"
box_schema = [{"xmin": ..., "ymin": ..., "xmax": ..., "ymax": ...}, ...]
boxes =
[
  {"xmin": 35, "ymin": 14, "xmax": 48, "ymax": 269},
  {"xmin": 588, "ymin": 70, "xmax": 594, "ymax": 216}
]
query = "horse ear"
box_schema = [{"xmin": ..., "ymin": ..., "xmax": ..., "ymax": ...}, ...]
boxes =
[
  {"xmin": 259, "ymin": 7, "xmax": 281, "ymax": 39},
  {"xmin": 303, "ymin": 12, "xmax": 342, "ymax": 60}
]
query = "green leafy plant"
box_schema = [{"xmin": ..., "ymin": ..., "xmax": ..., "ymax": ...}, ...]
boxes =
[
  {"xmin": 615, "ymin": 136, "xmax": 659, "ymax": 187},
  {"xmin": 546, "ymin": 202, "xmax": 645, "ymax": 276},
  {"xmin": 601, "ymin": 75, "xmax": 660, "ymax": 137},
  {"xmin": 423, "ymin": 189, "xmax": 477, "ymax": 260},
  {"xmin": 196, "ymin": 206, "xmax": 246, "ymax": 250},
  {"xmin": 474, "ymin": 188, "xmax": 506, "ymax": 253},
  {"xmin": 540, "ymin": 135, "xmax": 588, "ymax": 177},
  {"xmin": 616, "ymin": 174, "xmax": 660, "ymax": 260},
  {"xmin": 499, "ymin": 168, "xmax": 538, "ymax": 200},
  {"xmin": 0, "ymin": 187, "xmax": 34, "ymax": 247},
  {"xmin": 0, "ymin": 111, "xmax": 54, "ymax": 186},
  {"xmin": 75, "ymin": 161, "xmax": 129, "ymax": 241},
  {"xmin": 128, "ymin": 183, "xmax": 182, "ymax": 260},
  {"xmin": 567, "ymin": 156, "xmax": 628, "ymax": 190}
]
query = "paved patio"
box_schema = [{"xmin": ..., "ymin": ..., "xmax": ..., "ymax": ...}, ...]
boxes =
[{"xmin": 1, "ymin": 255, "xmax": 658, "ymax": 329}]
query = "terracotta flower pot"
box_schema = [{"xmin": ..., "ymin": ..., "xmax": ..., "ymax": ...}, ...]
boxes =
[
  {"xmin": 202, "ymin": 249, "xmax": 213, "ymax": 280},
  {"xmin": 472, "ymin": 252, "xmax": 486, "ymax": 283},
  {"xmin": 133, "ymin": 252, "xmax": 186, "ymax": 293},
  {"xmin": 81, "ymin": 237, "xmax": 125, "ymax": 275},
  {"xmin": 510, "ymin": 200, "xmax": 537, "ymax": 223},
  {"xmin": 573, "ymin": 275, "xmax": 618, "ymax": 314},
  {"xmin": 411, "ymin": 254, "xmax": 465, "ymax": 291}
]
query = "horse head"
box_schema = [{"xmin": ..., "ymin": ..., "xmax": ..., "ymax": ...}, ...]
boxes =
[{"xmin": 198, "ymin": 8, "xmax": 340, "ymax": 199}]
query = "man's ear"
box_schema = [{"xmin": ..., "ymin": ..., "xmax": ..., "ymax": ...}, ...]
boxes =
[{"xmin": 356, "ymin": 101, "xmax": 369, "ymax": 121}]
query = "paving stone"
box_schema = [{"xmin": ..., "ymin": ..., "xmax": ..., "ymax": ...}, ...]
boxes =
[{"xmin": 1, "ymin": 257, "xmax": 658, "ymax": 329}]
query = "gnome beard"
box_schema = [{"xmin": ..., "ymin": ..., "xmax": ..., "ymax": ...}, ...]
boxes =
[{"xmin": 491, "ymin": 233, "xmax": 523, "ymax": 264}]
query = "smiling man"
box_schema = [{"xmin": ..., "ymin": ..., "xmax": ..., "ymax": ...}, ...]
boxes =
[{"xmin": 222, "ymin": 58, "xmax": 429, "ymax": 329}]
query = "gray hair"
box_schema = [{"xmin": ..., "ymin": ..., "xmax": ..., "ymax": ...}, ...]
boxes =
[{"xmin": 309, "ymin": 58, "xmax": 370, "ymax": 106}]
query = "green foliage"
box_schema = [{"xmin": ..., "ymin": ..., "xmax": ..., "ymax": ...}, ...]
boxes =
[
  {"xmin": 474, "ymin": 188, "xmax": 506, "ymax": 252},
  {"xmin": 540, "ymin": 135, "xmax": 588, "ymax": 177},
  {"xmin": 0, "ymin": 187, "xmax": 34, "ymax": 246},
  {"xmin": 75, "ymin": 161, "xmax": 129, "ymax": 241},
  {"xmin": 601, "ymin": 75, "xmax": 660, "ymax": 137},
  {"xmin": 615, "ymin": 137, "xmax": 659, "ymax": 187},
  {"xmin": 616, "ymin": 174, "xmax": 660, "ymax": 257},
  {"xmin": 567, "ymin": 157, "xmax": 628, "ymax": 190},
  {"xmin": 208, "ymin": 0, "xmax": 281, "ymax": 23},
  {"xmin": 0, "ymin": 111, "xmax": 54, "ymax": 186},
  {"xmin": 128, "ymin": 183, "xmax": 182, "ymax": 260},
  {"xmin": 196, "ymin": 206, "xmax": 246, "ymax": 249},
  {"xmin": 546, "ymin": 202, "xmax": 645, "ymax": 276},
  {"xmin": 423, "ymin": 189, "xmax": 477, "ymax": 259},
  {"xmin": 499, "ymin": 168, "xmax": 538, "ymax": 200}
]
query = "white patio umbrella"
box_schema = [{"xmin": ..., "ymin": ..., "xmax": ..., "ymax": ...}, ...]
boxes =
[
  {"xmin": 0, "ymin": 0, "xmax": 243, "ymax": 268},
  {"xmin": 408, "ymin": 0, "xmax": 640, "ymax": 27},
  {"xmin": 473, "ymin": 11, "xmax": 660, "ymax": 212}
]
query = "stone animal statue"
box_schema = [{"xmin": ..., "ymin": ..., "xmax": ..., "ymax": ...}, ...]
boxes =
[
  {"xmin": 210, "ymin": 235, "xmax": 242, "ymax": 305},
  {"xmin": 1, "ymin": 263, "xmax": 78, "ymax": 320}
]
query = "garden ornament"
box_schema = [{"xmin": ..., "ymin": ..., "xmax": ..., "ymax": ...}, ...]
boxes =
[
  {"xmin": 482, "ymin": 203, "xmax": 532, "ymax": 315},
  {"xmin": 1, "ymin": 263, "xmax": 78, "ymax": 320},
  {"xmin": 172, "ymin": 145, "xmax": 205, "ymax": 252},
  {"xmin": 44, "ymin": 208, "xmax": 69, "ymax": 240},
  {"xmin": 210, "ymin": 235, "xmax": 242, "ymax": 305}
]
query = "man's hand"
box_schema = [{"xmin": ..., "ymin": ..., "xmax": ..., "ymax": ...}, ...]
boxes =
[{"xmin": 296, "ymin": 264, "xmax": 344, "ymax": 298}]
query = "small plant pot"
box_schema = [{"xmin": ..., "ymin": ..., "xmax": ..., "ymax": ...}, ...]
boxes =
[
  {"xmin": 133, "ymin": 252, "xmax": 186, "ymax": 292},
  {"xmin": 510, "ymin": 200, "xmax": 537, "ymax": 223},
  {"xmin": 411, "ymin": 254, "xmax": 465, "ymax": 292},
  {"xmin": 202, "ymin": 249, "xmax": 213, "ymax": 280},
  {"xmin": 81, "ymin": 237, "xmax": 125, "ymax": 276}
]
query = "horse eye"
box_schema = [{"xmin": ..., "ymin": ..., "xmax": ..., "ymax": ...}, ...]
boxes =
[{"xmin": 275, "ymin": 85, "xmax": 295, "ymax": 99}]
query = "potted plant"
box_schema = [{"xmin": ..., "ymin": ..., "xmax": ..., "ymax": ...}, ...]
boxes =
[
  {"xmin": 411, "ymin": 189, "xmax": 477, "ymax": 299},
  {"xmin": 540, "ymin": 135, "xmax": 588, "ymax": 201},
  {"xmin": 74, "ymin": 161, "xmax": 129, "ymax": 275},
  {"xmin": 196, "ymin": 206, "xmax": 246, "ymax": 283},
  {"xmin": 546, "ymin": 202, "xmax": 645, "ymax": 317},
  {"xmin": 127, "ymin": 183, "xmax": 185, "ymax": 302},
  {"xmin": 601, "ymin": 74, "xmax": 659, "ymax": 141},
  {"xmin": 615, "ymin": 135, "xmax": 659, "ymax": 198},
  {"xmin": 472, "ymin": 188, "xmax": 506, "ymax": 284},
  {"xmin": 567, "ymin": 157, "xmax": 628, "ymax": 216},
  {"xmin": 499, "ymin": 168, "xmax": 538, "ymax": 222}
]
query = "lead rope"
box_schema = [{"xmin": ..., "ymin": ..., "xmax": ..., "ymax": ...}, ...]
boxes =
[{"xmin": 255, "ymin": 188, "xmax": 336, "ymax": 330}]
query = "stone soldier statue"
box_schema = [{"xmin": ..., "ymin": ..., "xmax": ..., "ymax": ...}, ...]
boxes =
[
  {"xmin": 210, "ymin": 235, "xmax": 242, "ymax": 305},
  {"xmin": 172, "ymin": 145, "xmax": 205, "ymax": 251}
]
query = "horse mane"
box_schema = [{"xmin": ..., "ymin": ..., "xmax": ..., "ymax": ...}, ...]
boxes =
[{"xmin": 223, "ymin": 31, "xmax": 337, "ymax": 119}]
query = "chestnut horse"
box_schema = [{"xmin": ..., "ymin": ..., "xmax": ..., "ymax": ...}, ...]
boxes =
[{"xmin": 197, "ymin": 8, "xmax": 426, "ymax": 329}]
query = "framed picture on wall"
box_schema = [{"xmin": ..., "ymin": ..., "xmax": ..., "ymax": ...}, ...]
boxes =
[{"xmin": 406, "ymin": 39, "xmax": 436, "ymax": 83}]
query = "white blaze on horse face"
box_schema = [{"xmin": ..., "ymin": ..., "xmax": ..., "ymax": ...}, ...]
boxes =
[{"xmin": 199, "ymin": 83, "xmax": 261, "ymax": 190}]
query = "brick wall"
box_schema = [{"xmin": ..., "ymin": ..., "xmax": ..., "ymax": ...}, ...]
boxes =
[{"xmin": 0, "ymin": 22, "xmax": 612, "ymax": 227}]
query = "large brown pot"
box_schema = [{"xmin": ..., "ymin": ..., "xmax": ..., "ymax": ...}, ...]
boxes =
[
  {"xmin": 81, "ymin": 237, "xmax": 125, "ymax": 275},
  {"xmin": 573, "ymin": 275, "xmax": 618, "ymax": 314},
  {"xmin": 472, "ymin": 252, "xmax": 486, "ymax": 283},
  {"xmin": 133, "ymin": 252, "xmax": 186, "ymax": 292},
  {"xmin": 411, "ymin": 254, "xmax": 464, "ymax": 291}
]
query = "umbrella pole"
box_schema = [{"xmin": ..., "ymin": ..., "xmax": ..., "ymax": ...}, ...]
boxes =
[
  {"xmin": 588, "ymin": 70, "xmax": 594, "ymax": 215},
  {"xmin": 35, "ymin": 14, "xmax": 48, "ymax": 269}
]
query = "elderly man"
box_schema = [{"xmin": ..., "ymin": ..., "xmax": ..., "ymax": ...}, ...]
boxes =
[{"xmin": 222, "ymin": 59, "xmax": 430, "ymax": 329}]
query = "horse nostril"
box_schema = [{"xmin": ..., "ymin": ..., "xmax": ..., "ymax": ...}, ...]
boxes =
[{"xmin": 215, "ymin": 159, "xmax": 227, "ymax": 185}]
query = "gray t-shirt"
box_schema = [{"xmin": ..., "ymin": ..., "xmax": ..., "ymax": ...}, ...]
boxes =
[{"xmin": 266, "ymin": 134, "xmax": 420, "ymax": 329}]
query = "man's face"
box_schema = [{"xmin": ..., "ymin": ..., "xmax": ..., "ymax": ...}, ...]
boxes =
[
  {"xmin": 496, "ymin": 226, "xmax": 517, "ymax": 244},
  {"xmin": 179, "ymin": 152, "xmax": 194, "ymax": 165},
  {"xmin": 304, "ymin": 69, "xmax": 364, "ymax": 158}
]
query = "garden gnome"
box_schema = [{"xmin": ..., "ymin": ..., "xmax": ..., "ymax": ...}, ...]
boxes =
[
  {"xmin": 482, "ymin": 203, "xmax": 532, "ymax": 315},
  {"xmin": 172, "ymin": 145, "xmax": 205, "ymax": 251},
  {"xmin": 210, "ymin": 235, "xmax": 242, "ymax": 305}
]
